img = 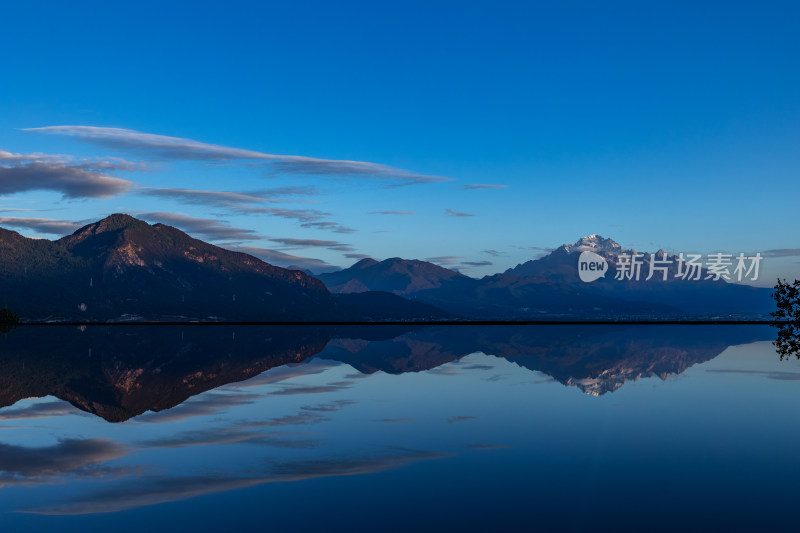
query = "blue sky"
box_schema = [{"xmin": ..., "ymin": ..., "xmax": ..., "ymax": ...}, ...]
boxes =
[{"xmin": 0, "ymin": 1, "xmax": 798, "ymax": 282}]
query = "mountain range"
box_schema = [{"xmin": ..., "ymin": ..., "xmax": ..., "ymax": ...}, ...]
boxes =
[
  {"xmin": 0, "ymin": 324, "xmax": 773, "ymax": 421},
  {"xmin": 318, "ymin": 235, "xmax": 773, "ymax": 318},
  {"xmin": 0, "ymin": 215, "xmax": 774, "ymax": 321},
  {"xmin": 0, "ymin": 214, "xmax": 448, "ymax": 322}
]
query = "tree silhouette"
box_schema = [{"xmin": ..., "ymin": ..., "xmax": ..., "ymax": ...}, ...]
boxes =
[
  {"xmin": 771, "ymin": 279, "xmax": 800, "ymax": 360},
  {"xmin": 0, "ymin": 306, "xmax": 19, "ymax": 333}
]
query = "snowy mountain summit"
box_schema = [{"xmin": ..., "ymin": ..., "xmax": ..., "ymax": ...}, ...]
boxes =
[{"xmin": 562, "ymin": 235, "xmax": 624, "ymax": 255}]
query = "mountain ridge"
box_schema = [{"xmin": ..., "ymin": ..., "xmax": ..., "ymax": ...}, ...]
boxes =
[
  {"xmin": 0, "ymin": 220, "xmax": 774, "ymax": 321},
  {"xmin": 315, "ymin": 234, "xmax": 773, "ymax": 318},
  {"xmin": 0, "ymin": 214, "xmax": 449, "ymax": 322}
]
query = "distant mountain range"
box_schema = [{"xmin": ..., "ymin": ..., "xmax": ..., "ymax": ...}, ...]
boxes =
[
  {"xmin": 0, "ymin": 216, "xmax": 774, "ymax": 321},
  {"xmin": 318, "ymin": 235, "xmax": 774, "ymax": 318},
  {"xmin": 0, "ymin": 324, "xmax": 772, "ymax": 421},
  {"xmin": 321, "ymin": 324, "xmax": 770, "ymax": 395},
  {"xmin": 0, "ymin": 214, "xmax": 448, "ymax": 322}
]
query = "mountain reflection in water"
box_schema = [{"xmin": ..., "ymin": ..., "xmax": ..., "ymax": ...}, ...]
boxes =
[
  {"xmin": 0, "ymin": 325, "xmax": 771, "ymax": 420},
  {"xmin": 1, "ymin": 324, "xmax": 798, "ymax": 532}
]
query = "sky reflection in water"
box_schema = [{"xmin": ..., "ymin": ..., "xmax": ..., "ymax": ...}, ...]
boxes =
[{"xmin": 0, "ymin": 325, "xmax": 797, "ymax": 532}]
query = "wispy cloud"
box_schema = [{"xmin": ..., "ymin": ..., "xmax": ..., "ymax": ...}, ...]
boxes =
[
  {"xmin": 227, "ymin": 401, "xmax": 355, "ymax": 429},
  {"xmin": 0, "ymin": 438, "xmax": 127, "ymax": 488},
  {"xmin": 425, "ymin": 256, "xmax": 463, "ymax": 266},
  {"xmin": 268, "ymin": 381, "xmax": 353, "ymax": 396},
  {"xmin": 134, "ymin": 392, "xmax": 262, "ymax": 423},
  {"xmin": 26, "ymin": 474, "xmax": 271, "ymax": 515},
  {"xmin": 0, "ymin": 400, "xmax": 83, "ymax": 420},
  {"xmin": 206, "ymin": 204, "xmax": 353, "ymax": 234},
  {"xmin": 0, "ymin": 207, "xmax": 58, "ymax": 212},
  {"xmin": 25, "ymin": 126, "xmax": 452, "ymax": 185},
  {"xmin": 221, "ymin": 359, "xmax": 339, "ymax": 389},
  {"xmin": 298, "ymin": 221, "xmax": 356, "ymax": 234},
  {"xmin": 447, "ymin": 415, "xmax": 477, "ymax": 423},
  {"xmin": 266, "ymin": 448, "xmax": 448, "ymax": 479},
  {"xmin": 461, "ymin": 364, "xmax": 495, "ymax": 370},
  {"xmin": 445, "ymin": 209, "xmax": 475, "ymax": 217},
  {"xmin": 234, "ymin": 206, "xmax": 331, "ymax": 221},
  {"xmin": 140, "ymin": 188, "xmax": 271, "ymax": 206},
  {"xmin": 0, "ymin": 217, "xmax": 86, "ymax": 236},
  {"xmin": 138, "ymin": 186, "xmax": 320, "ymax": 213},
  {"xmin": 460, "ymin": 260, "xmax": 492, "ymax": 267},
  {"xmin": 512, "ymin": 245, "xmax": 554, "ymax": 257},
  {"xmin": 460, "ymin": 184, "xmax": 508, "ymax": 190},
  {"xmin": 705, "ymin": 369, "xmax": 800, "ymax": 380},
  {"xmin": 269, "ymin": 237, "xmax": 354, "ymax": 252},
  {"xmin": 26, "ymin": 448, "xmax": 449, "ymax": 515},
  {"xmin": 369, "ymin": 210, "xmax": 416, "ymax": 215},
  {"xmin": 137, "ymin": 426, "xmax": 316, "ymax": 450},
  {"xmin": 0, "ymin": 150, "xmax": 134, "ymax": 199},
  {"xmin": 300, "ymin": 400, "xmax": 356, "ymax": 412},
  {"xmin": 482, "ymin": 249, "xmax": 505, "ymax": 257},
  {"xmin": 223, "ymin": 245, "xmax": 338, "ymax": 273},
  {"xmin": 762, "ymin": 249, "xmax": 800, "ymax": 258},
  {"xmin": 138, "ymin": 212, "xmax": 262, "ymax": 242},
  {"xmin": 242, "ymin": 411, "xmax": 331, "ymax": 427}
]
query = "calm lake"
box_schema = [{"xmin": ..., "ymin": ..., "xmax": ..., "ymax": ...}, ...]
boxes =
[{"xmin": 0, "ymin": 325, "xmax": 797, "ymax": 532}]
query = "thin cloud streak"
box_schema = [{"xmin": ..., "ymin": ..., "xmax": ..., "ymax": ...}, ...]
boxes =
[
  {"xmin": 26, "ymin": 448, "xmax": 450, "ymax": 515},
  {"xmin": 482, "ymin": 249, "xmax": 505, "ymax": 257},
  {"xmin": 137, "ymin": 426, "xmax": 316, "ymax": 450},
  {"xmin": 0, "ymin": 438, "xmax": 127, "ymax": 488},
  {"xmin": 0, "ymin": 217, "xmax": 86, "ymax": 236},
  {"xmin": 460, "ymin": 184, "xmax": 508, "ymax": 190},
  {"xmin": 300, "ymin": 221, "xmax": 356, "ymax": 234},
  {"xmin": 25, "ymin": 126, "xmax": 452, "ymax": 185},
  {"xmin": 137, "ymin": 186, "xmax": 320, "ymax": 210},
  {"xmin": 268, "ymin": 382, "xmax": 353, "ymax": 396},
  {"xmin": 0, "ymin": 150, "xmax": 134, "ymax": 199},
  {"xmin": 138, "ymin": 212, "xmax": 262, "ymax": 242},
  {"xmin": 762, "ymin": 249, "xmax": 800, "ymax": 258},
  {"xmin": 0, "ymin": 400, "xmax": 83, "ymax": 420},
  {"xmin": 425, "ymin": 256, "xmax": 463, "ymax": 266},
  {"xmin": 134, "ymin": 392, "xmax": 262, "ymax": 423},
  {"xmin": 445, "ymin": 209, "xmax": 475, "ymax": 217},
  {"xmin": 268, "ymin": 238, "xmax": 354, "ymax": 252},
  {"xmin": 447, "ymin": 416, "xmax": 477, "ymax": 423},
  {"xmin": 223, "ymin": 245, "xmax": 338, "ymax": 273},
  {"xmin": 140, "ymin": 188, "xmax": 278, "ymax": 206}
]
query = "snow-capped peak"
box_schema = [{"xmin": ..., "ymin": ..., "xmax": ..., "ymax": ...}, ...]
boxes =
[{"xmin": 563, "ymin": 235, "xmax": 623, "ymax": 254}]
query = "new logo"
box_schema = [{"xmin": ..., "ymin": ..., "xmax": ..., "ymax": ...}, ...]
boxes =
[{"xmin": 578, "ymin": 251, "xmax": 608, "ymax": 283}]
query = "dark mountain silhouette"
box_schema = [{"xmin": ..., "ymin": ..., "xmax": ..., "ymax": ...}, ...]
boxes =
[
  {"xmin": 319, "ymin": 325, "xmax": 772, "ymax": 395},
  {"xmin": 0, "ymin": 326, "xmax": 333, "ymax": 422},
  {"xmin": 334, "ymin": 291, "xmax": 455, "ymax": 320},
  {"xmin": 0, "ymin": 214, "xmax": 449, "ymax": 322},
  {"xmin": 0, "ymin": 325, "xmax": 772, "ymax": 422},
  {"xmin": 319, "ymin": 256, "xmax": 672, "ymax": 317},
  {"xmin": 504, "ymin": 235, "xmax": 774, "ymax": 315},
  {"xmin": 320, "ymin": 257, "xmax": 473, "ymax": 294},
  {"xmin": 286, "ymin": 265, "xmax": 317, "ymax": 276},
  {"xmin": 316, "ymin": 235, "xmax": 773, "ymax": 318},
  {"xmin": 0, "ymin": 217, "xmax": 772, "ymax": 321}
]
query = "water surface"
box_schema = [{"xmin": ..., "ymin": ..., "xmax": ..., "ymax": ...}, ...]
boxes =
[{"xmin": 0, "ymin": 325, "xmax": 796, "ymax": 532}]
